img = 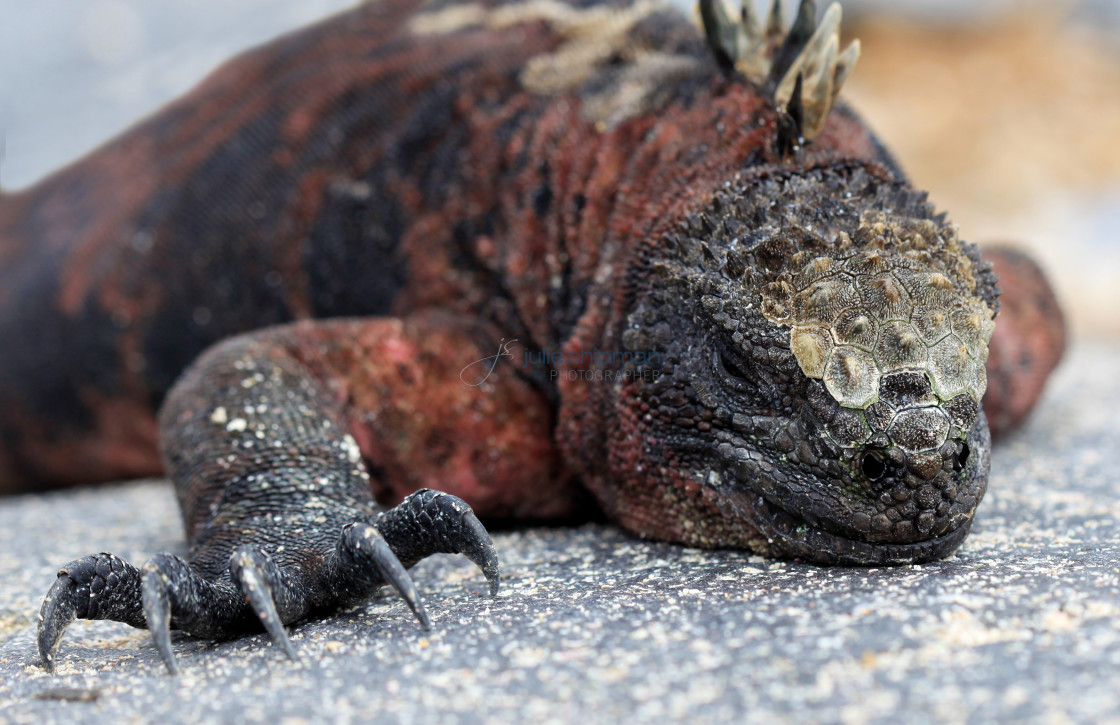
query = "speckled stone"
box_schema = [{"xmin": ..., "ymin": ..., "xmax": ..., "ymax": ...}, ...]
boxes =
[{"xmin": 0, "ymin": 340, "xmax": 1118, "ymax": 724}]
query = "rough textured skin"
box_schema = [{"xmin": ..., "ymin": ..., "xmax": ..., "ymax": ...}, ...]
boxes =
[{"xmin": 0, "ymin": 0, "xmax": 1065, "ymax": 669}]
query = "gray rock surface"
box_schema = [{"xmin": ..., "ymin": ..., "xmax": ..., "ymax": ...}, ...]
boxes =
[{"xmin": 0, "ymin": 340, "xmax": 1117, "ymax": 724}]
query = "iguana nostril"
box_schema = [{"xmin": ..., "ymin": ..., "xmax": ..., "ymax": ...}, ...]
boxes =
[
  {"xmin": 861, "ymin": 451, "xmax": 887, "ymax": 481},
  {"xmin": 953, "ymin": 442, "xmax": 970, "ymax": 473}
]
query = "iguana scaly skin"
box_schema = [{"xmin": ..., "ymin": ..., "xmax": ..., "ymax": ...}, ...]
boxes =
[{"xmin": 0, "ymin": 0, "xmax": 1064, "ymax": 673}]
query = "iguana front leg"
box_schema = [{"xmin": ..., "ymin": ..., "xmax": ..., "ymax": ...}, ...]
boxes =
[{"xmin": 38, "ymin": 315, "xmax": 566, "ymax": 673}]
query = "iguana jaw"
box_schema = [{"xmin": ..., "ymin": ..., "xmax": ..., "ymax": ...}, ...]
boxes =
[
  {"xmin": 744, "ymin": 494, "xmax": 977, "ymax": 566},
  {"xmin": 708, "ymin": 404, "xmax": 991, "ymax": 565}
]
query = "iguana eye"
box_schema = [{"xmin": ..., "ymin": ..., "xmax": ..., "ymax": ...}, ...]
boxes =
[{"xmin": 714, "ymin": 346, "xmax": 752, "ymax": 388}]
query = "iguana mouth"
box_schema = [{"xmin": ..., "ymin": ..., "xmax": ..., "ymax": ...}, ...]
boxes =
[
  {"xmin": 708, "ymin": 399, "xmax": 988, "ymax": 565},
  {"xmin": 746, "ymin": 494, "xmax": 975, "ymax": 566}
]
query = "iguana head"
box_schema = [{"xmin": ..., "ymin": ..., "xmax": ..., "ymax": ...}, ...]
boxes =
[
  {"xmin": 553, "ymin": 0, "xmax": 996, "ymax": 563},
  {"xmin": 600, "ymin": 163, "xmax": 998, "ymax": 564}
]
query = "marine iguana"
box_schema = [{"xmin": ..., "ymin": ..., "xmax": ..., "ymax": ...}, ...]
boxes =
[{"xmin": 0, "ymin": 0, "xmax": 1064, "ymax": 673}]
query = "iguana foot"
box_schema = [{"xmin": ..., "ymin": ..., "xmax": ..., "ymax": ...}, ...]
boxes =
[{"xmin": 37, "ymin": 489, "xmax": 499, "ymax": 674}]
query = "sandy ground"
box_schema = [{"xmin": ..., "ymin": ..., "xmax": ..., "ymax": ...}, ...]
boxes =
[{"xmin": 0, "ymin": 340, "xmax": 1117, "ymax": 723}]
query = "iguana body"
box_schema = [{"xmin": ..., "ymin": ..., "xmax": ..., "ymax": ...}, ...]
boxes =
[{"xmin": 0, "ymin": 0, "xmax": 1063, "ymax": 673}]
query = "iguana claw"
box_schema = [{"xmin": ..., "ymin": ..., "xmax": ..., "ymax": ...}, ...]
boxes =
[{"xmin": 37, "ymin": 491, "xmax": 498, "ymax": 674}]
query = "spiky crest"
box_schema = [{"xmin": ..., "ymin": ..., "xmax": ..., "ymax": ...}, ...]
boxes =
[{"xmin": 698, "ymin": 0, "xmax": 861, "ymax": 144}]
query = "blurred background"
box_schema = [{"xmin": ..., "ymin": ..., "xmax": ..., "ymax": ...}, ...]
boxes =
[{"xmin": 1, "ymin": 0, "xmax": 1118, "ymax": 337}]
